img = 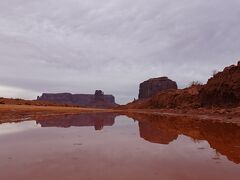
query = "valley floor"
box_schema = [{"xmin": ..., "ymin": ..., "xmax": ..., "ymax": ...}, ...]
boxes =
[
  {"xmin": 0, "ymin": 104, "xmax": 239, "ymax": 124},
  {"xmin": 122, "ymin": 107, "xmax": 240, "ymax": 124},
  {"xmin": 0, "ymin": 104, "xmax": 119, "ymax": 123}
]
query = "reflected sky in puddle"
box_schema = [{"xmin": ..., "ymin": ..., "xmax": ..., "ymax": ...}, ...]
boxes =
[
  {"xmin": 0, "ymin": 121, "xmax": 40, "ymax": 135},
  {"xmin": 0, "ymin": 113, "xmax": 240, "ymax": 180}
]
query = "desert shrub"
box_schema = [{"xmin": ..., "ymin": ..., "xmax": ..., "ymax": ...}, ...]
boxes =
[{"xmin": 189, "ymin": 81, "xmax": 203, "ymax": 87}]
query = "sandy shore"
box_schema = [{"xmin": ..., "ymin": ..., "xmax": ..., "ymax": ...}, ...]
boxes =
[
  {"xmin": 0, "ymin": 104, "xmax": 120, "ymax": 123},
  {"xmin": 121, "ymin": 107, "xmax": 240, "ymax": 124},
  {"xmin": 0, "ymin": 104, "xmax": 239, "ymax": 124}
]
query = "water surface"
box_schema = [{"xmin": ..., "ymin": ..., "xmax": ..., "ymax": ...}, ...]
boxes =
[{"xmin": 0, "ymin": 113, "xmax": 240, "ymax": 180}]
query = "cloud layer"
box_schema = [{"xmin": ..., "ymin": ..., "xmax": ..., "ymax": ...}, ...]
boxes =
[{"xmin": 0, "ymin": 0, "xmax": 239, "ymax": 103}]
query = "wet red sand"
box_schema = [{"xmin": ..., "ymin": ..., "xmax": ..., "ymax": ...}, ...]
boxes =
[{"xmin": 0, "ymin": 114, "xmax": 240, "ymax": 180}]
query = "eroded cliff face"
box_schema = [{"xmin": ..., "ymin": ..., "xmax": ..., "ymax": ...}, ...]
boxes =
[
  {"xmin": 37, "ymin": 90, "xmax": 118, "ymax": 108},
  {"xmin": 138, "ymin": 77, "xmax": 178, "ymax": 99},
  {"xmin": 123, "ymin": 61, "xmax": 240, "ymax": 109},
  {"xmin": 123, "ymin": 85, "xmax": 202, "ymax": 109},
  {"xmin": 200, "ymin": 62, "xmax": 240, "ymax": 107},
  {"xmin": 147, "ymin": 85, "xmax": 202, "ymax": 109}
]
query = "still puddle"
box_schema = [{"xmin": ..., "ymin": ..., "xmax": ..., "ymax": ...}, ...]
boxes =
[{"xmin": 0, "ymin": 113, "xmax": 240, "ymax": 180}]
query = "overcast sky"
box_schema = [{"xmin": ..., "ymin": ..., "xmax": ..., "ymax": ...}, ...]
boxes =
[{"xmin": 0, "ymin": 0, "xmax": 239, "ymax": 104}]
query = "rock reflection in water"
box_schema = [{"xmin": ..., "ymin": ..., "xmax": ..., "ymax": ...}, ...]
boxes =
[
  {"xmin": 126, "ymin": 113, "xmax": 240, "ymax": 164},
  {"xmin": 35, "ymin": 113, "xmax": 117, "ymax": 131}
]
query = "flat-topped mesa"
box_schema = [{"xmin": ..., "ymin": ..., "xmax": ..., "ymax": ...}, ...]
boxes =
[
  {"xmin": 138, "ymin": 77, "xmax": 178, "ymax": 99},
  {"xmin": 37, "ymin": 93, "xmax": 73, "ymax": 104},
  {"xmin": 37, "ymin": 90, "xmax": 118, "ymax": 108}
]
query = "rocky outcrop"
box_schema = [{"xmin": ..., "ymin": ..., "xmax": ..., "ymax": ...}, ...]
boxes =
[
  {"xmin": 123, "ymin": 85, "xmax": 202, "ymax": 109},
  {"xmin": 200, "ymin": 62, "xmax": 240, "ymax": 107},
  {"xmin": 148, "ymin": 85, "xmax": 202, "ymax": 109},
  {"xmin": 138, "ymin": 77, "xmax": 177, "ymax": 99},
  {"xmin": 122, "ymin": 61, "xmax": 240, "ymax": 109},
  {"xmin": 37, "ymin": 90, "xmax": 118, "ymax": 108},
  {"xmin": 94, "ymin": 90, "xmax": 104, "ymax": 101}
]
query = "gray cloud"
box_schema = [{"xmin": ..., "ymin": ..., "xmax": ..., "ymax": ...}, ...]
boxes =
[{"xmin": 0, "ymin": 0, "xmax": 239, "ymax": 104}]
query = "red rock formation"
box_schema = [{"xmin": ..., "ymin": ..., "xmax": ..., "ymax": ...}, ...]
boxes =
[
  {"xmin": 123, "ymin": 61, "xmax": 240, "ymax": 109},
  {"xmin": 200, "ymin": 62, "xmax": 240, "ymax": 107},
  {"xmin": 138, "ymin": 77, "xmax": 178, "ymax": 99},
  {"xmin": 148, "ymin": 85, "xmax": 202, "ymax": 108},
  {"xmin": 37, "ymin": 91, "xmax": 118, "ymax": 108},
  {"xmin": 123, "ymin": 85, "xmax": 202, "ymax": 109},
  {"xmin": 94, "ymin": 90, "xmax": 104, "ymax": 101}
]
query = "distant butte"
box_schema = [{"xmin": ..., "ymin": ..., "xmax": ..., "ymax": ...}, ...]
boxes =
[
  {"xmin": 138, "ymin": 77, "xmax": 178, "ymax": 99},
  {"xmin": 37, "ymin": 90, "xmax": 118, "ymax": 108}
]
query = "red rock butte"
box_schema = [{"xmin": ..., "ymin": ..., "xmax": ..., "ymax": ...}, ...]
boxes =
[
  {"xmin": 37, "ymin": 90, "xmax": 118, "ymax": 108},
  {"xmin": 138, "ymin": 77, "xmax": 178, "ymax": 99}
]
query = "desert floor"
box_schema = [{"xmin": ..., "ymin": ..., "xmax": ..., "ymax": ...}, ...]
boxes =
[{"xmin": 1, "ymin": 104, "xmax": 240, "ymax": 124}]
